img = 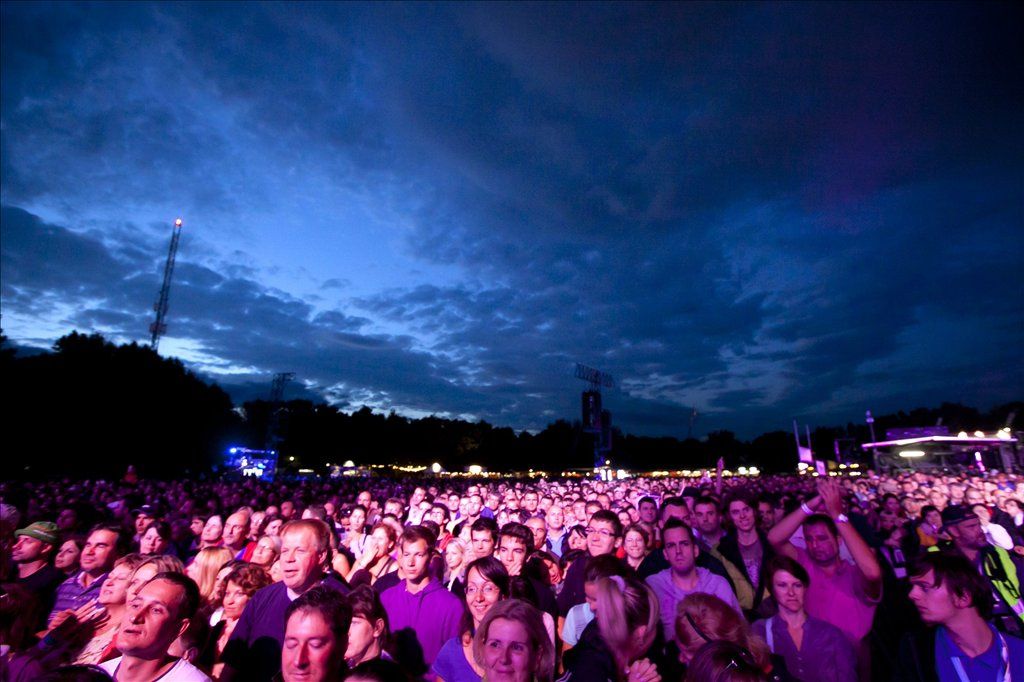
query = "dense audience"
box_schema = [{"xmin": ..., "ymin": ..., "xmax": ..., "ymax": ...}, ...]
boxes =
[{"xmin": 3, "ymin": 465, "xmax": 1024, "ymax": 681}]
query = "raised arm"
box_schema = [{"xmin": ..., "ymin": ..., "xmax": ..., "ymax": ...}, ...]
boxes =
[
  {"xmin": 767, "ymin": 493, "xmax": 822, "ymax": 559},
  {"xmin": 819, "ymin": 479, "xmax": 882, "ymax": 599}
]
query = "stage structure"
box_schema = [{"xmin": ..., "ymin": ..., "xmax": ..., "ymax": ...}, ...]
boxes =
[
  {"xmin": 863, "ymin": 426, "xmax": 1019, "ymax": 473},
  {"xmin": 575, "ymin": 363, "xmax": 614, "ymax": 472},
  {"xmin": 149, "ymin": 218, "xmax": 184, "ymax": 352}
]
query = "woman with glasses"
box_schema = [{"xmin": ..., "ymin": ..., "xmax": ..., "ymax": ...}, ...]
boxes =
[{"xmin": 433, "ymin": 556, "xmax": 511, "ymax": 682}]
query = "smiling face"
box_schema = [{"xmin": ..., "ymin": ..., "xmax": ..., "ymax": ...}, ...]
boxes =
[
  {"xmin": 81, "ymin": 529, "xmax": 119, "ymax": 575},
  {"xmin": 624, "ymin": 529, "xmax": 647, "ymax": 561},
  {"xmin": 466, "ymin": 566, "xmax": 502, "ymax": 627},
  {"xmin": 481, "ymin": 617, "xmax": 538, "ymax": 682},
  {"xmin": 99, "ymin": 562, "xmax": 133, "ymax": 606},
  {"xmin": 280, "ymin": 527, "xmax": 327, "ymax": 593},
  {"xmin": 585, "ymin": 519, "xmax": 620, "ymax": 557},
  {"xmin": 728, "ymin": 500, "xmax": 756, "ymax": 533}
]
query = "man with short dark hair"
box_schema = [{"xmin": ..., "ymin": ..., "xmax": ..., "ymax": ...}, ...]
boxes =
[
  {"xmin": 638, "ymin": 497, "xmax": 658, "ymax": 526},
  {"xmin": 281, "ymin": 586, "xmax": 353, "ymax": 682},
  {"xmin": 99, "ymin": 572, "xmax": 210, "ymax": 681},
  {"xmin": 499, "ymin": 521, "xmax": 558, "ymax": 619},
  {"xmin": 897, "ymin": 552, "xmax": 1024, "ymax": 682},
  {"xmin": 646, "ymin": 518, "xmax": 740, "ymax": 640},
  {"xmin": 693, "ymin": 498, "xmax": 726, "ymax": 548},
  {"xmin": 557, "ymin": 509, "xmax": 622, "ymax": 616},
  {"xmin": 769, "ymin": 479, "xmax": 882, "ymax": 677},
  {"xmin": 50, "ymin": 524, "xmax": 126, "ymax": 624},
  {"xmin": 380, "ymin": 526, "xmax": 462, "ymax": 676},
  {"xmin": 470, "ymin": 517, "xmax": 498, "ymax": 559}
]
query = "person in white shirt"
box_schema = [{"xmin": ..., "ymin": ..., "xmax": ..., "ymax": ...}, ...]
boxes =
[
  {"xmin": 100, "ymin": 572, "xmax": 211, "ymax": 681},
  {"xmin": 973, "ymin": 504, "xmax": 1014, "ymax": 550}
]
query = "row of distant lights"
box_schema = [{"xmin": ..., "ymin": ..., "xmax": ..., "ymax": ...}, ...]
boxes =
[{"xmin": 798, "ymin": 462, "xmax": 863, "ymax": 477}]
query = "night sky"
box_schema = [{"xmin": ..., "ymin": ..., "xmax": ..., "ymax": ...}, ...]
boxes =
[{"xmin": 2, "ymin": 2, "xmax": 1021, "ymax": 439}]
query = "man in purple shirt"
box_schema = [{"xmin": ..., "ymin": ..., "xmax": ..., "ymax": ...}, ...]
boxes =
[
  {"xmin": 646, "ymin": 518, "xmax": 741, "ymax": 641},
  {"xmin": 220, "ymin": 519, "xmax": 349, "ymax": 682},
  {"xmin": 381, "ymin": 525, "xmax": 462, "ymax": 678},
  {"xmin": 49, "ymin": 524, "xmax": 127, "ymax": 625}
]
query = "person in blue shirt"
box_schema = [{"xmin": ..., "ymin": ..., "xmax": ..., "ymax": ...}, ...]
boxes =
[{"xmin": 896, "ymin": 552, "xmax": 1024, "ymax": 682}]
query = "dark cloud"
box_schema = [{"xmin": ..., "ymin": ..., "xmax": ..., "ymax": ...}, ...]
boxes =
[{"xmin": 2, "ymin": 3, "xmax": 1021, "ymax": 439}]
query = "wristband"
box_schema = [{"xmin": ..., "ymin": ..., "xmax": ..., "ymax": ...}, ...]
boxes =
[
  {"xmin": 800, "ymin": 502, "xmax": 814, "ymax": 516},
  {"xmin": 835, "ymin": 513, "xmax": 849, "ymax": 524}
]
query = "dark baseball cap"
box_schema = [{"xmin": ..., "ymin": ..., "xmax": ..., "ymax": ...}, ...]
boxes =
[{"xmin": 941, "ymin": 505, "xmax": 976, "ymax": 528}]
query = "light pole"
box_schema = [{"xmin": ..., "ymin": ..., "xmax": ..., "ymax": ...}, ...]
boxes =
[{"xmin": 866, "ymin": 410, "xmax": 878, "ymax": 468}]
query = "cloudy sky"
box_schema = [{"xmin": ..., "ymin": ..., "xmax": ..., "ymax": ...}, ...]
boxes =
[{"xmin": 2, "ymin": 2, "xmax": 1021, "ymax": 439}]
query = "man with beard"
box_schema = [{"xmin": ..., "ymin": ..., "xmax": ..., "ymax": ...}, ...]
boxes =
[{"xmin": 930, "ymin": 504, "xmax": 1024, "ymax": 636}]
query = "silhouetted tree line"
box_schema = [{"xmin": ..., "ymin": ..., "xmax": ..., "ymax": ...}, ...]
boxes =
[{"xmin": 2, "ymin": 332, "xmax": 1019, "ymax": 479}]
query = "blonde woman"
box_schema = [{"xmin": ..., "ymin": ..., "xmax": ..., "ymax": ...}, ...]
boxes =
[
  {"xmin": 185, "ymin": 546, "xmax": 235, "ymax": 610},
  {"xmin": 474, "ymin": 599, "xmax": 555, "ymax": 682},
  {"xmin": 126, "ymin": 554, "xmax": 185, "ymax": 604},
  {"xmin": 675, "ymin": 592, "xmax": 772, "ymax": 670},
  {"xmin": 560, "ymin": 574, "xmax": 661, "ymax": 682},
  {"xmin": 444, "ymin": 538, "xmax": 470, "ymax": 590}
]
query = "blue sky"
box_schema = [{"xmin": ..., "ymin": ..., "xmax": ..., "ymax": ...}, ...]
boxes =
[{"xmin": 2, "ymin": 2, "xmax": 1021, "ymax": 439}]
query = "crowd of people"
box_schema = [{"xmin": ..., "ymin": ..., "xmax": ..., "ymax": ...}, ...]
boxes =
[{"xmin": 3, "ymin": 463, "xmax": 1024, "ymax": 681}]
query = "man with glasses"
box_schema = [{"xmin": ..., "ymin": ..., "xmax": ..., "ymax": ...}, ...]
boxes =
[{"xmin": 557, "ymin": 509, "xmax": 622, "ymax": 617}]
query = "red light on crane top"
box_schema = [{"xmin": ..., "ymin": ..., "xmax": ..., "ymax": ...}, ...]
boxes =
[{"xmin": 174, "ymin": 218, "xmax": 183, "ymax": 227}]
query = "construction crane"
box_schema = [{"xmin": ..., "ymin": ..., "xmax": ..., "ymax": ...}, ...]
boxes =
[{"xmin": 149, "ymin": 218, "xmax": 184, "ymax": 351}]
